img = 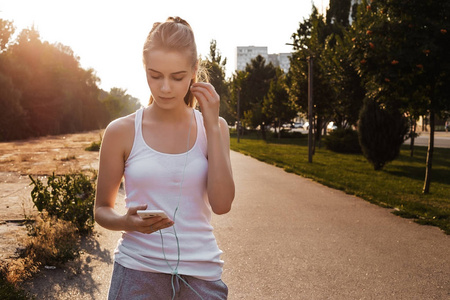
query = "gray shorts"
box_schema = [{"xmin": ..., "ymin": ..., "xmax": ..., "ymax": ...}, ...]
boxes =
[{"xmin": 108, "ymin": 262, "xmax": 228, "ymax": 300}]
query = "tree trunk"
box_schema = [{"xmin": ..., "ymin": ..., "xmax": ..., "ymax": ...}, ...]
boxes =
[
  {"xmin": 410, "ymin": 118, "xmax": 416, "ymax": 157},
  {"xmin": 261, "ymin": 122, "xmax": 267, "ymax": 140},
  {"xmin": 277, "ymin": 120, "xmax": 281, "ymax": 139},
  {"xmin": 423, "ymin": 111, "xmax": 435, "ymax": 194},
  {"xmin": 309, "ymin": 117, "xmax": 318, "ymax": 155}
]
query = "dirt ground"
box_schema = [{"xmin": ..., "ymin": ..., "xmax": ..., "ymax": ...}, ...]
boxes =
[{"xmin": 0, "ymin": 130, "xmax": 102, "ymax": 263}]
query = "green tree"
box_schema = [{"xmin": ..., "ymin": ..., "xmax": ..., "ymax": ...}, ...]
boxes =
[
  {"xmin": 0, "ymin": 18, "xmax": 27, "ymax": 141},
  {"xmin": 229, "ymin": 70, "xmax": 248, "ymax": 133},
  {"xmin": 351, "ymin": 0, "xmax": 450, "ymax": 192},
  {"xmin": 1, "ymin": 25, "xmax": 109, "ymax": 139},
  {"xmin": 326, "ymin": 0, "xmax": 352, "ymax": 27},
  {"xmin": 0, "ymin": 72, "xmax": 27, "ymax": 140},
  {"xmin": 100, "ymin": 87, "xmax": 141, "ymax": 120},
  {"xmin": 321, "ymin": 33, "xmax": 365, "ymax": 128},
  {"xmin": 288, "ymin": 7, "xmax": 334, "ymax": 145},
  {"xmin": 203, "ymin": 40, "xmax": 233, "ymax": 123},
  {"xmin": 263, "ymin": 68, "xmax": 297, "ymax": 138},
  {"xmin": 0, "ymin": 18, "xmax": 14, "ymax": 52},
  {"xmin": 238, "ymin": 55, "xmax": 277, "ymax": 139}
]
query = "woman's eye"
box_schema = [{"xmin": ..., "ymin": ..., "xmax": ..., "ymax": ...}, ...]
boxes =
[
  {"xmin": 173, "ymin": 77, "xmax": 184, "ymax": 81},
  {"xmin": 150, "ymin": 76, "xmax": 161, "ymax": 80}
]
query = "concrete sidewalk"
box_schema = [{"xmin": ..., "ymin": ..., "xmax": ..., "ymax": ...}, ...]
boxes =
[{"xmin": 213, "ymin": 151, "xmax": 449, "ymax": 300}]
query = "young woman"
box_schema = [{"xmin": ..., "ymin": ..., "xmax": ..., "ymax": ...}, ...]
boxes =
[{"xmin": 94, "ymin": 17, "xmax": 235, "ymax": 299}]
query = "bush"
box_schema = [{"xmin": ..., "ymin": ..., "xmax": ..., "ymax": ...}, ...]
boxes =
[
  {"xmin": 23, "ymin": 212, "xmax": 80, "ymax": 267},
  {"xmin": 271, "ymin": 130, "xmax": 305, "ymax": 139},
  {"xmin": 85, "ymin": 133, "xmax": 102, "ymax": 151},
  {"xmin": 358, "ymin": 100, "xmax": 409, "ymax": 170},
  {"xmin": 29, "ymin": 171, "xmax": 96, "ymax": 234},
  {"xmin": 0, "ymin": 213, "xmax": 80, "ymax": 299},
  {"xmin": 323, "ymin": 128, "xmax": 362, "ymax": 154},
  {"xmin": 0, "ymin": 262, "xmax": 34, "ymax": 300},
  {"xmin": 85, "ymin": 140, "xmax": 101, "ymax": 152}
]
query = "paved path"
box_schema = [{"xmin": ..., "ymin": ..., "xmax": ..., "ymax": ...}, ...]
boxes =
[
  {"xmin": 213, "ymin": 151, "xmax": 449, "ymax": 300},
  {"xmin": 23, "ymin": 151, "xmax": 449, "ymax": 299}
]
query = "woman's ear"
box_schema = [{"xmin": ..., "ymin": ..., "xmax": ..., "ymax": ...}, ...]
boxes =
[{"xmin": 192, "ymin": 60, "xmax": 199, "ymax": 80}]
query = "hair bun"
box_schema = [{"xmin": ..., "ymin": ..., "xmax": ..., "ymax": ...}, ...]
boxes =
[{"xmin": 167, "ymin": 16, "xmax": 190, "ymax": 27}]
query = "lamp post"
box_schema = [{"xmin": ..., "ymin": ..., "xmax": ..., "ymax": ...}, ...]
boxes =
[
  {"xmin": 307, "ymin": 55, "xmax": 313, "ymax": 163},
  {"xmin": 237, "ymin": 88, "xmax": 241, "ymax": 143}
]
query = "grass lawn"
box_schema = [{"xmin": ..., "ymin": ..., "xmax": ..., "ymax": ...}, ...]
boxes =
[{"xmin": 230, "ymin": 133, "xmax": 450, "ymax": 234}]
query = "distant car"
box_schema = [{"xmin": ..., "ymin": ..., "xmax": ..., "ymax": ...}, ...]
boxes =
[
  {"xmin": 303, "ymin": 122, "xmax": 309, "ymax": 130},
  {"xmin": 293, "ymin": 122, "xmax": 304, "ymax": 128},
  {"xmin": 327, "ymin": 122, "xmax": 337, "ymax": 131}
]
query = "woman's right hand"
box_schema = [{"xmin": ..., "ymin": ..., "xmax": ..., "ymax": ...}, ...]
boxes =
[{"xmin": 126, "ymin": 205, "xmax": 174, "ymax": 234}]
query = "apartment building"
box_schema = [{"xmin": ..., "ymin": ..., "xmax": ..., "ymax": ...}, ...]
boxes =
[{"xmin": 236, "ymin": 46, "xmax": 291, "ymax": 72}]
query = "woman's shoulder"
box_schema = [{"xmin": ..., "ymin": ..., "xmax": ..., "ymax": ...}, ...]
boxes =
[{"xmin": 104, "ymin": 110, "xmax": 139, "ymax": 139}]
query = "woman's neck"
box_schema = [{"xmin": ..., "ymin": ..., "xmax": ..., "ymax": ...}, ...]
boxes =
[{"xmin": 145, "ymin": 103, "xmax": 192, "ymax": 123}]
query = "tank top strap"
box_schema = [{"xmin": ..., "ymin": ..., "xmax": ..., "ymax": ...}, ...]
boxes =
[{"xmin": 134, "ymin": 107, "xmax": 144, "ymax": 137}]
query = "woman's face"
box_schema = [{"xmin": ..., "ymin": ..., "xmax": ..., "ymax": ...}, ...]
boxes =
[{"xmin": 145, "ymin": 49, "xmax": 196, "ymax": 109}]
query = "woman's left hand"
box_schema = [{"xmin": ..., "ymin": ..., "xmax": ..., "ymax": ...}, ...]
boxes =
[{"xmin": 190, "ymin": 82, "xmax": 220, "ymax": 129}]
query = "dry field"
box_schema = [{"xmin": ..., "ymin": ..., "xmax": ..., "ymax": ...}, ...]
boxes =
[{"xmin": 0, "ymin": 130, "xmax": 102, "ymax": 261}]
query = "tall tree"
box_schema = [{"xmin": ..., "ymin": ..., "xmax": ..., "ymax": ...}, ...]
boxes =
[
  {"xmin": 1, "ymin": 24, "xmax": 109, "ymax": 140},
  {"xmin": 327, "ymin": 0, "xmax": 352, "ymax": 27},
  {"xmin": 0, "ymin": 18, "xmax": 27, "ymax": 140},
  {"xmin": 263, "ymin": 68, "xmax": 297, "ymax": 138},
  {"xmin": 0, "ymin": 18, "xmax": 14, "ymax": 52},
  {"xmin": 321, "ymin": 33, "xmax": 365, "ymax": 128},
  {"xmin": 100, "ymin": 87, "xmax": 141, "ymax": 120},
  {"xmin": 288, "ymin": 7, "xmax": 335, "ymax": 144},
  {"xmin": 239, "ymin": 55, "xmax": 277, "ymax": 139},
  {"xmin": 351, "ymin": 0, "xmax": 450, "ymax": 192},
  {"xmin": 203, "ymin": 40, "xmax": 233, "ymax": 123}
]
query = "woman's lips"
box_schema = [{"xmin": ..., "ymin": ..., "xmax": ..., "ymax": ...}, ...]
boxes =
[{"xmin": 159, "ymin": 96, "xmax": 175, "ymax": 101}]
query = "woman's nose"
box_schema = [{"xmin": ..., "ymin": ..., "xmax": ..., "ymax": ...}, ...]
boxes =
[{"xmin": 161, "ymin": 79, "xmax": 171, "ymax": 93}]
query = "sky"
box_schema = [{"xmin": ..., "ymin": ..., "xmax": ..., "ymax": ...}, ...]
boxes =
[{"xmin": 1, "ymin": 0, "xmax": 329, "ymax": 105}]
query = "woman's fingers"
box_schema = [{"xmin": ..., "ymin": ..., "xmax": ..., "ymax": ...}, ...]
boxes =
[
  {"xmin": 190, "ymin": 82, "xmax": 220, "ymax": 126},
  {"xmin": 140, "ymin": 217, "xmax": 174, "ymax": 234},
  {"xmin": 127, "ymin": 205, "xmax": 174, "ymax": 234},
  {"xmin": 191, "ymin": 83, "xmax": 219, "ymax": 104}
]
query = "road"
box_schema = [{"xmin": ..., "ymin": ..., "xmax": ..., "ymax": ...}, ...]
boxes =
[
  {"xmin": 404, "ymin": 131, "xmax": 450, "ymax": 148},
  {"xmin": 292, "ymin": 128, "xmax": 450, "ymax": 148}
]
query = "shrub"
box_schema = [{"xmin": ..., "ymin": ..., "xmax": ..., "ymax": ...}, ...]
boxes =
[
  {"xmin": 0, "ymin": 262, "xmax": 34, "ymax": 300},
  {"xmin": 23, "ymin": 212, "xmax": 80, "ymax": 267},
  {"xmin": 29, "ymin": 171, "xmax": 96, "ymax": 234},
  {"xmin": 0, "ymin": 213, "xmax": 80, "ymax": 299},
  {"xmin": 271, "ymin": 130, "xmax": 305, "ymax": 139},
  {"xmin": 323, "ymin": 128, "xmax": 362, "ymax": 154},
  {"xmin": 358, "ymin": 100, "xmax": 409, "ymax": 170},
  {"xmin": 85, "ymin": 140, "xmax": 101, "ymax": 152},
  {"xmin": 85, "ymin": 133, "xmax": 102, "ymax": 151}
]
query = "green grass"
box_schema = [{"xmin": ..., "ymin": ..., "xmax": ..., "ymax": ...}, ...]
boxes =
[{"xmin": 230, "ymin": 134, "xmax": 450, "ymax": 234}]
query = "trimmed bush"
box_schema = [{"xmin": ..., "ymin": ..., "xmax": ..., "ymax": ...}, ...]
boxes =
[
  {"xmin": 271, "ymin": 130, "xmax": 305, "ymax": 139},
  {"xmin": 358, "ymin": 100, "xmax": 409, "ymax": 170},
  {"xmin": 323, "ymin": 128, "xmax": 362, "ymax": 154}
]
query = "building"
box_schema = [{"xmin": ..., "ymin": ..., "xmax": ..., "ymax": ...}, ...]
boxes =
[
  {"xmin": 236, "ymin": 46, "xmax": 291, "ymax": 73},
  {"xmin": 268, "ymin": 53, "xmax": 291, "ymax": 73}
]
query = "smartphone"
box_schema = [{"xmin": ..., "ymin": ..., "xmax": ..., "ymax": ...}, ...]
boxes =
[{"xmin": 136, "ymin": 210, "xmax": 168, "ymax": 219}]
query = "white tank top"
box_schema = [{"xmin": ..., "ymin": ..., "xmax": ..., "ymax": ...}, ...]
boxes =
[{"xmin": 114, "ymin": 107, "xmax": 223, "ymax": 281}]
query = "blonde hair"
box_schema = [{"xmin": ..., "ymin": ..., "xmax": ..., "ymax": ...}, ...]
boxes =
[{"xmin": 143, "ymin": 16, "xmax": 208, "ymax": 108}]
